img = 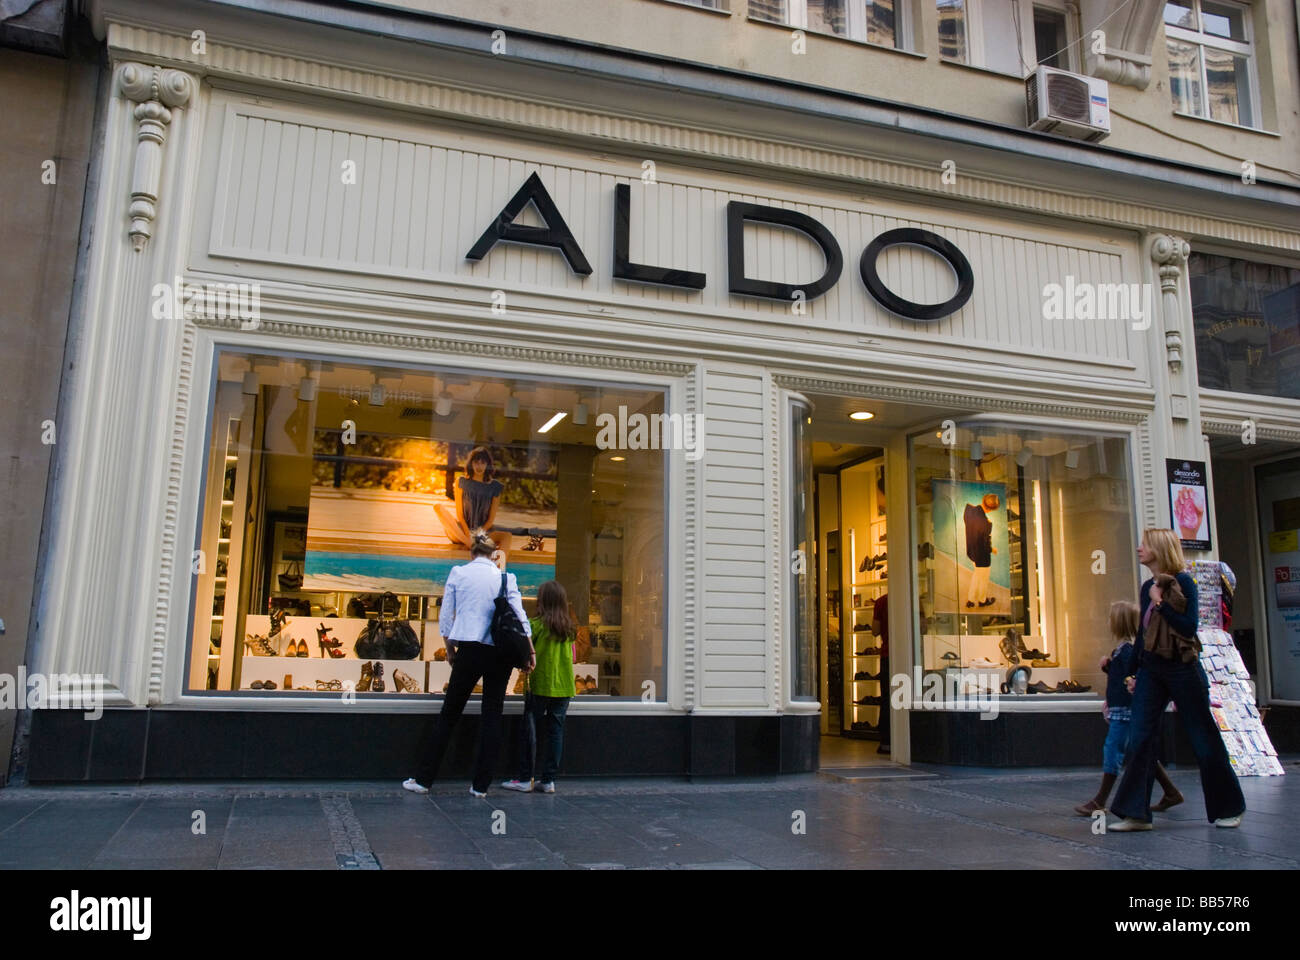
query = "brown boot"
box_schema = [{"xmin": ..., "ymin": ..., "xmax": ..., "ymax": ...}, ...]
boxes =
[
  {"xmin": 1151, "ymin": 763, "xmax": 1184, "ymax": 811},
  {"xmin": 1075, "ymin": 772, "xmax": 1117, "ymax": 815}
]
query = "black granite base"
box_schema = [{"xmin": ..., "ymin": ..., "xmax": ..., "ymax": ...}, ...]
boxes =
[{"xmin": 22, "ymin": 709, "xmax": 821, "ymax": 783}]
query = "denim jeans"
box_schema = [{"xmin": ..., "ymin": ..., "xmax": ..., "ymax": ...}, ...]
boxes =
[
  {"xmin": 1102, "ymin": 718, "xmax": 1131, "ymax": 775},
  {"xmin": 413, "ymin": 641, "xmax": 513, "ymax": 793},
  {"xmin": 516, "ymin": 693, "xmax": 570, "ymax": 783},
  {"xmin": 1110, "ymin": 656, "xmax": 1245, "ymax": 823}
]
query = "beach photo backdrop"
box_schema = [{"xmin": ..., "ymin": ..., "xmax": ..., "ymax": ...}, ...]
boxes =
[{"xmin": 303, "ymin": 430, "xmax": 558, "ymax": 596}]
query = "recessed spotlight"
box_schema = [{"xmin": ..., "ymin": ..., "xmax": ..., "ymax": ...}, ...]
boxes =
[
  {"xmin": 849, "ymin": 411, "xmax": 874, "ymax": 421},
  {"xmin": 537, "ymin": 412, "xmax": 566, "ymax": 434}
]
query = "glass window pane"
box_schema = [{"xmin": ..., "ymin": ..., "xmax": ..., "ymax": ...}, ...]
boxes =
[
  {"xmin": 1163, "ymin": 0, "xmax": 1195, "ymax": 28},
  {"xmin": 865, "ymin": 0, "xmax": 897, "ymax": 46},
  {"xmin": 790, "ymin": 400, "xmax": 817, "ymax": 700},
  {"xmin": 1033, "ymin": 7, "xmax": 1069, "ymax": 68},
  {"xmin": 912, "ymin": 425, "xmax": 1135, "ymax": 700},
  {"xmin": 1190, "ymin": 252, "xmax": 1300, "ymax": 400},
  {"xmin": 1166, "ymin": 38, "xmax": 1204, "ymax": 115},
  {"xmin": 749, "ymin": 0, "xmax": 787, "ymax": 23},
  {"xmin": 188, "ymin": 351, "xmax": 669, "ymax": 699},
  {"xmin": 807, "ymin": 0, "xmax": 849, "ymax": 35},
  {"xmin": 1200, "ymin": 0, "xmax": 1247, "ymax": 40},
  {"xmin": 1204, "ymin": 46, "xmax": 1253, "ymax": 126},
  {"xmin": 938, "ymin": 0, "xmax": 967, "ymax": 61}
]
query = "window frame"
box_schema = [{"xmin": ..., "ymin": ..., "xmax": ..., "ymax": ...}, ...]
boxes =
[
  {"xmin": 1163, "ymin": 0, "xmax": 1261, "ymax": 128},
  {"xmin": 757, "ymin": 0, "xmax": 915, "ymax": 51},
  {"xmin": 940, "ymin": 0, "xmax": 1081, "ymax": 76}
]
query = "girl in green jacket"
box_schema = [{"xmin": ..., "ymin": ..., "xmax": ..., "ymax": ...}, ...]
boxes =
[{"xmin": 503, "ymin": 580, "xmax": 577, "ymax": 793}]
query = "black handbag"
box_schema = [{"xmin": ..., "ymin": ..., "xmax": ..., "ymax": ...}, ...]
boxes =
[
  {"xmin": 488, "ymin": 572, "xmax": 532, "ymax": 670},
  {"xmin": 355, "ymin": 592, "xmax": 421, "ymax": 660}
]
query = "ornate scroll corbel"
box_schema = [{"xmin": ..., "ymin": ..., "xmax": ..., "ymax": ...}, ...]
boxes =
[
  {"xmin": 1150, "ymin": 234, "xmax": 1191, "ymax": 376},
  {"xmin": 118, "ymin": 63, "xmax": 194, "ymax": 252}
]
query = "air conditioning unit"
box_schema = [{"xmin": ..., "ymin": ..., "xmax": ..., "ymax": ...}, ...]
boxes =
[{"xmin": 1026, "ymin": 66, "xmax": 1110, "ymax": 142}]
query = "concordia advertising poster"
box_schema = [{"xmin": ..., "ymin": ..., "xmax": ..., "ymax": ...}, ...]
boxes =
[
  {"xmin": 302, "ymin": 430, "xmax": 558, "ymax": 596},
  {"xmin": 930, "ymin": 479, "xmax": 1011, "ymax": 616},
  {"xmin": 1167, "ymin": 459, "xmax": 1211, "ymax": 551}
]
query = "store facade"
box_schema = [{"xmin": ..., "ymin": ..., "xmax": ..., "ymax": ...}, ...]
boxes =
[{"xmin": 22, "ymin": 1, "xmax": 1300, "ymax": 779}]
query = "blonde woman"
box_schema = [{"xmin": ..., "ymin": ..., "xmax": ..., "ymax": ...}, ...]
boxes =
[{"xmin": 1107, "ymin": 529, "xmax": 1245, "ymax": 831}]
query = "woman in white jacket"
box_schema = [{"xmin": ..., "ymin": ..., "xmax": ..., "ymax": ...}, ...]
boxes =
[{"xmin": 404, "ymin": 529, "xmax": 533, "ymax": 797}]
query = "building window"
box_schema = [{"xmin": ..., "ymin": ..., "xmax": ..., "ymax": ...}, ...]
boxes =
[
  {"xmin": 789, "ymin": 398, "xmax": 818, "ymax": 701},
  {"xmin": 1164, "ymin": 0, "xmax": 1258, "ymax": 127},
  {"xmin": 188, "ymin": 349, "xmax": 668, "ymax": 699},
  {"xmin": 940, "ymin": 0, "xmax": 1077, "ymax": 74},
  {"xmin": 665, "ymin": 0, "xmax": 728, "ymax": 9},
  {"xmin": 1189, "ymin": 252, "xmax": 1300, "ymax": 400},
  {"xmin": 752, "ymin": 0, "xmax": 909, "ymax": 49},
  {"xmin": 1032, "ymin": 5, "xmax": 1070, "ymax": 68},
  {"xmin": 911, "ymin": 424, "xmax": 1136, "ymax": 698}
]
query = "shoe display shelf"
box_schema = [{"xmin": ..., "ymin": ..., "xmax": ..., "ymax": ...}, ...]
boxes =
[
  {"xmin": 841, "ymin": 458, "xmax": 887, "ymax": 736},
  {"xmin": 189, "ymin": 391, "xmax": 256, "ymax": 692},
  {"xmin": 240, "ymin": 656, "xmax": 428, "ymax": 692}
]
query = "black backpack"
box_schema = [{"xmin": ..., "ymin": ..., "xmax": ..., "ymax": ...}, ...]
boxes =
[{"xmin": 488, "ymin": 573, "xmax": 532, "ymax": 669}]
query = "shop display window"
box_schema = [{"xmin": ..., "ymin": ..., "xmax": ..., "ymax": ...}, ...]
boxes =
[
  {"xmin": 187, "ymin": 350, "xmax": 666, "ymax": 699},
  {"xmin": 1189, "ymin": 252, "xmax": 1300, "ymax": 400},
  {"xmin": 911, "ymin": 424, "xmax": 1137, "ymax": 698}
]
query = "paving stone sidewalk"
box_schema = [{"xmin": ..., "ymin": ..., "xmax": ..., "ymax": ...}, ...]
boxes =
[{"xmin": 1, "ymin": 761, "xmax": 1296, "ymax": 870}]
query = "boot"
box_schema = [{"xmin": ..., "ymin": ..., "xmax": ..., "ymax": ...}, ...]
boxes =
[
  {"xmin": 1151, "ymin": 763, "xmax": 1184, "ymax": 811},
  {"xmin": 1075, "ymin": 772, "xmax": 1117, "ymax": 816}
]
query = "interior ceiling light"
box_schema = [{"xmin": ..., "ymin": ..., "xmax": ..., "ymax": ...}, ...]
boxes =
[
  {"xmin": 297, "ymin": 377, "xmax": 318, "ymax": 402},
  {"xmin": 1065, "ymin": 448, "xmax": 1081, "ymax": 469},
  {"xmin": 1015, "ymin": 447, "xmax": 1033, "ymax": 467},
  {"xmin": 504, "ymin": 395, "xmax": 520, "ymax": 419},
  {"xmin": 849, "ymin": 411, "xmax": 874, "ymax": 421},
  {"xmin": 969, "ymin": 440, "xmax": 983, "ymax": 461},
  {"xmin": 537, "ymin": 411, "xmax": 567, "ymax": 434},
  {"xmin": 610, "ymin": 455, "xmax": 626, "ymax": 462},
  {"xmin": 573, "ymin": 401, "xmax": 589, "ymax": 426},
  {"xmin": 369, "ymin": 383, "xmax": 386, "ymax": 406},
  {"xmin": 434, "ymin": 394, "xmax": 452, "ymax": 417},
  {"xmin": 241, "ymin": 371, "xmax": 259, "ymax": 395}
]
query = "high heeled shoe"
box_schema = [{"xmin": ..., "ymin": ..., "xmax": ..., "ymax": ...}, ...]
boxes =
[
  {"xmin": 243, "ymin": 634, "xmax": 276, "ymax": 656},
  {"xmin": 296, "ymin": 639, "xmax": 309, "ymax": 657},
  {"xmin": 371, "ymin": 662, "xmax": 385, "ymax": 692},
  {"xmin": 392, "ymin": 668, "xmax": 418, "ymax": 693},
  {"xmin": 357, "ymin": 661, "xmax": 373, "ymax": 692},
  {"xmin": 316, "ymin": 623, "xmax": 345, "ymax": 658}
]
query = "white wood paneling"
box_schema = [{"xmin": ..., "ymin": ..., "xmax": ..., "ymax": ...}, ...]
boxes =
[
  {"xmin": 201, "ymin": 100, "xmax": 1142, "ymax": 371},
  {"xmin": 700, "ymin": 367, "xmax": 771, "ymax": 708}
]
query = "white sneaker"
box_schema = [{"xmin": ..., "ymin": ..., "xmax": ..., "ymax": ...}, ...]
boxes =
[
  {"xmin": 1214, "ymin": 814, "xmax": 1243, "ymax": 828},
  {"xmin": 401, "ymin": 778, "xmax": 429, "ymax": 795},
  {"xmin": 502, "ymin": 779, "xmax": 534, "ymax": 792},
  {"xmin": 469, "ymin": 786, "xmax": 487, "ymax": 798},
  {"xmin": 538, "ymin": 782, "xmax": 556, "ymax": 794},
  {"xmin": 1107, "ymin": 816, "xmax": 1152, "ymax": 832}
]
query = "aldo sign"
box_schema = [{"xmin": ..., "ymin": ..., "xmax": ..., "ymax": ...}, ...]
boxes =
[{"xmin": 466, "ymin": 173, "xmax": 975, "ymax": 322}]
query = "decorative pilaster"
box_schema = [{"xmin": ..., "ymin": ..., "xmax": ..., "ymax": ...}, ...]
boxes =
[
  {"xmin": 1150, "ymin": 234, "xmax": 1191, "ymax": 376},
  {"xmin": 117, "ymin": 62, "xmax": 194, "ymax": 251}
]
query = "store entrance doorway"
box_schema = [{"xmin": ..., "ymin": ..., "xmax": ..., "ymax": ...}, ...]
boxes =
[
  {"xmin": 800, "ymin": 392, "xmax": 972, "ymax": 761},
  {"xmin": 1210, "ymin": 439, "xmax": 1300, "ymax": 703}
]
